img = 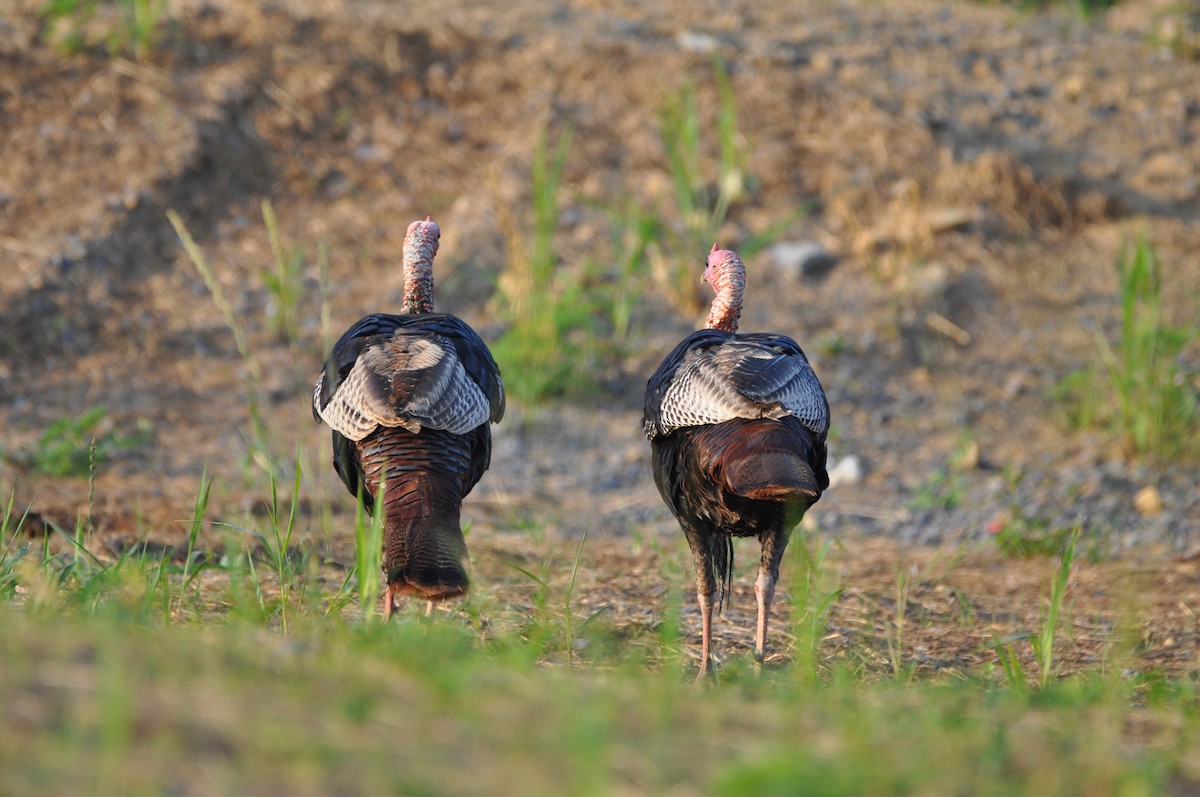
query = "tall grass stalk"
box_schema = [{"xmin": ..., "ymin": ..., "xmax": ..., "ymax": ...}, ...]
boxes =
[
  {"xmin": 887, "ymin": 566, "xmax": 913, "ymax": 680},
  {"xmin": 252, "ymin": 458, "xmax": 303, "ymax": 632},
  {"xmin": 562, "ymin": 528, "xmax": 589, "ymax": 668},
  {"xmin": 168, "ymin": 210, "xmax": 275, "ymax": 477},
  {"xmin": 0, "ymin": 490, "xmax": 32, "ymax": 600},
  {"xmin": 657, "ymin": 60, "xmax": 750, "ymax": 312},
  {"xmin": 318, "ymin": 238, "xmax": 334, "ymax": 356},
  {"xmin": 599, "ymin": 200, "xmax": 659, "ymax": 350},
  {"xmin": 787, "ymin": 532, "xmax": 842, "ymax": 685},
  {"xmin": 353, "ymin": 475, "xmax": 385, "ymax": 621},
  {"xmin": 493, "ymin": 127, "xmax": 594, "ymax": 404},
  {"xmin": 176, "ymin": 468, "xmax": 212, "ymax": 616},
  {"xmin": 1058, "ymin": 236, "xmax": 1198, "ymax": 461},
  {"xmin": 261, "ymin": 200, "xmax": 306, "ymax": 345},
  {"xmin": 1032, "ymin": 527, "xmax": 1079, "ymax": 689}
]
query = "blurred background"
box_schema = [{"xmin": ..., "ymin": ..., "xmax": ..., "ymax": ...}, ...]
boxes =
[{"xmin": 0, "ymin": 0, "xmax": 1197, "ymax": 561}]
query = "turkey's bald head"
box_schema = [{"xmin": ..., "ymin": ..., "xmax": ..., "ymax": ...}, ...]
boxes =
[
  {"xmin": 704, "ymin": 243, "xmax": 745, "ymax": 333},
  {"xmin": 401, "ymin": 218, "xmax": 440, "ymax": 315}
]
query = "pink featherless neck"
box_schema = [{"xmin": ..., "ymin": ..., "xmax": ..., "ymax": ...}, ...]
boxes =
[
  {"xmin": 401, "ymin": 217, "xmax": 440, "ymax": 315},
  {"xmin": 703, "ymin": 242, "xmax": 745, "ymax": 333}
]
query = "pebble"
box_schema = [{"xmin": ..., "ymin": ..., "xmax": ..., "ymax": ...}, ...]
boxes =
[
  {"xmin": 676, "ymin": 30, "xmax": 720, "ymax": 54},
  {"xmin": 768, "ymin": 241, "xmax": 838, "ymax": 281},
  {"xmin": 827, "ymin": 455, "xmax": 863, "ymax": 488},
  {"xmin": 1134, "ymin": 486, "xmax": 1163, "ymax": 516}
]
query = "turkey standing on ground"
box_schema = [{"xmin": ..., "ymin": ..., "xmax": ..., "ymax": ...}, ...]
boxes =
[
  {"xmin": 313, "ymin": 219, "xmax": 505, "ymax": 619},
  {"xmin": 643, "ymin": 244, "xmax": 830, "ymax": 678}
]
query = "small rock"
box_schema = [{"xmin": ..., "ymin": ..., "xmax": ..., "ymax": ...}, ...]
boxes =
[
  {"xmin": 768, "ymin": 241, "xmax": 838, "ymax": 281},
  {"xmin": 676, "ymin": 30, "xmax": 720, "ymax": 54},
  {"xmin": 923, "ymin": 206, "xmax": 977, "ymax": 233},
  {"xmin": 951, "ymin": 439, "xmax": 980, "ymax": 471},
  {"xmin": 827, "ymin": 455, "xmax": 863, "ymax": 488},
  {"xmin": 1001, "ymin": 372, "xmax": 1027, "ymax": 400},
  {"xmin": 1061, "ymin": 74, "xmax": 1086, "ymax": 101},
  {"xmin": 810, "ymin": 51, "xmax": 835, "ymax": 73},
  {"xmin": 1134, "ymin": 486, "xmax": 1162, "ymax": 516}
]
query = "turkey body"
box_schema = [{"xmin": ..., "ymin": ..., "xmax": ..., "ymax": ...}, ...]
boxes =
[
  {"xmin": 645, "ymin": 327, "xmax": 829, "ymax": 676},
  {"xmin": 314, "ymin": 312, "xmax": 504, "ymax": 615}
]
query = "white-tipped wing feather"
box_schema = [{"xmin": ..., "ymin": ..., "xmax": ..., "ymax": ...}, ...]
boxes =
[
  {"xmin": 316, "ymin": 333, "xmax": 492, "ymax": 440},
  {"xmin": 656, "ymin": 338, "xmax": 829, "ymax": 437}
]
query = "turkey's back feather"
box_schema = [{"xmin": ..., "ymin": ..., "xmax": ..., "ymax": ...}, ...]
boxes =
[
  {"xmin": 313, "ymin": 312, "xmax": 505, "ymax": 435},
  {"xmin": 644, "ymin": 330, "xmax": 828, "ymax": 440}
]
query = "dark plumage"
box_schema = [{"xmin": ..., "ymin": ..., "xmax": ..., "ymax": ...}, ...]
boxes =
[
  {"xmin": 313, "ymin": 220, "xmax": 504, "ymax": 618},
  {"xmin": 644, "ymin": 245, "xmax": 829, "ymax": 677}
]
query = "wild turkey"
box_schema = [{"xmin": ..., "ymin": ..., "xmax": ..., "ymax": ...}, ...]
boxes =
[
  {"xmin": 313, "ymin": 219, "xmax": 505, "ymax": 619},
  {"xmin": 643, "ymin": 243, "xmax": 830, "ymax": 677}
]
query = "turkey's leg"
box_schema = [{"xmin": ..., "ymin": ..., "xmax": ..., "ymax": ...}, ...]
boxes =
[
  {"xmin": 383, "ymin": 583, "xmax": 396, "ymax": 621},
  {"xmin": 425, "ymin": 600, "xmax": 435, "ymax": 618},
  {"xmin": 696, "ymin": 588, "xmax": 715, "ymax": 682},
  {"xmin": 754, "ymin": 527, "xmax": 791, "ymax": 664},
  {"xmin": 689, "ymin": 535, "xmax": 718, "ymax": 681}
]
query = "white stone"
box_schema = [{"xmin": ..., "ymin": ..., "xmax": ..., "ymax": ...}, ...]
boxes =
[{"xmin": 827, "ymin": 455, "xmax": 863, "ymax": 488}]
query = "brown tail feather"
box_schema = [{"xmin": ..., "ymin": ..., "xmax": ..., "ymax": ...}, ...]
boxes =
[
  {"xmin": 694, "ymin": 417, "xmax": 825, "ymax": 503},
  {"xmin": 357, "ymin": 426, "xmax": 478, "ymax": 601},
  {"xmin": 383, "ymin": 516, "xmax": 469, "ymax": 600},
  {"xmin": 722, "ymin": 451, "xmax": 821, "ymax": 501}
]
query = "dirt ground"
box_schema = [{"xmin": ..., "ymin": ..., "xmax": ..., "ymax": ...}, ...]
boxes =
[{"xmin": 1, "ymin": 0, "xmax": 1198, "ymax": 676}]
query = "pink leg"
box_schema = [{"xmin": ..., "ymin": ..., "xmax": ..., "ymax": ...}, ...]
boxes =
[
  {"xmin": 425, "ymin": 599, "xmax": 435, "ymax": 618},
  {"xmin": 383, "ymin": 583, "xmax": 396, "ymax": 621},
  {"xmin": 696, "ymin": 589, "xmax": 715, "ymax": 682},
  {"xmin": 754, "ymin": 529, "xmax": 789, "ymax": 666},
  {"xmin": 754, "ymin": 570, "xmax": 776, "ymax": 664}
]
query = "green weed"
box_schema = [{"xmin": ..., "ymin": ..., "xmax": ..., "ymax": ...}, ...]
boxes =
[
  {"xmin": 990, "ymin": 508, "xmax": 1081, "ymax": 558},
  {"xmin": 1032, "ymin": 528, "xmax": 1079, "ymax": 689},
  {"xmin": 1146, "ymin": 6, "xmax": 1200, "ymax": 59},
  {"xmin": 656, "ymin": 61, "xmax": 749, "ymax": 311},
  {"xmin": 352, "ymin": 474, "xmax": 385, "ymax": 621},
  {"xmin": 492, "ymin": 127, "xmax": 598, "ymax": 405},
  {"xmin": 39, "ymin": 0, "xmax": 169, "ymax": 60},
  {"xmin": 168, "ymin": 210, "xmax": 274, "ymax": 477},
  {"xmin": 174, "ymin": 467, "xmax": 211, "ymax": 616},
  {"xmin": 907, "ymin": 467, "xmax": 964, "ymax": 510},
  {"xmin": 887, "ymin": 566, "xmax": 914, "ymax": 680},
  {"xmin": 1, "ymin": 405, "xmax": 149, "ymax": 478},
  {"xmin": 992, "ymin": 527, "xmax": 1081, "ymax": 692},
  {"xmin": 1040, "ymin": 0, "xmax": 1117, "ymax": 18},
  {"xmin": 0, "ymin": 492, "xmax": 33, "ymax": 600},
  {"xmin": 976, "ymin": 0, "xmax": 1117, "ymax": 19},
  {"xmin": 653, "ymin": 60, "xmax": 797, "ymax": 314},
  {"xmin": 249, "ymin": 459, "xmax": 306, "ymax": 632},
  {"xmin": 590, "ymin": 199, "xmax": 660, "ymax": 353},
  {"xmin": 786, "ymin": 532, "xmax": 843, "ymax": 685},
  {"xmin": 1055, "ymin": 236, "xmax": 1198, "ymax": 461},
  {"xmin": 261, "ymin": 200, "xmax": 307, "ymax": 346}
]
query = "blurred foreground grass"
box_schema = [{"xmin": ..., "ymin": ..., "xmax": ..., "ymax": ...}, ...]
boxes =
[{"xmin": 2, "ymin": 518, "xmax": 1198, "ymax": 797}]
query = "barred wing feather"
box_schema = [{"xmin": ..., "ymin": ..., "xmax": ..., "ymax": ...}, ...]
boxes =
[
  {"xmin": 646, "ymin": 331, "xmax": 828, "ymax": 439},
  {"xmin": 313, "ymin": 313, "xmax": 504, "ymax": 441}
]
